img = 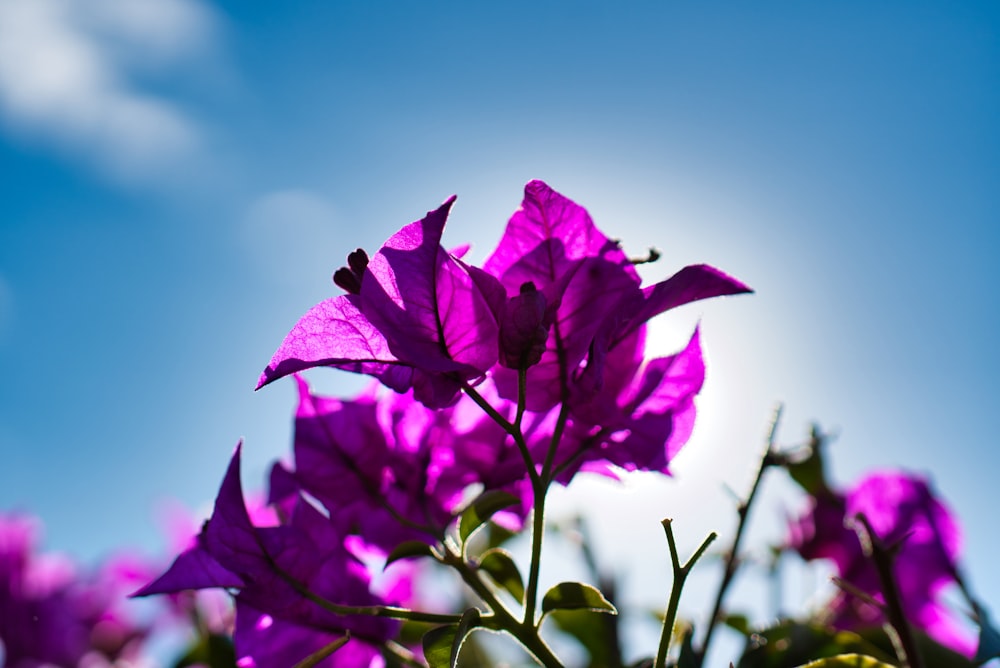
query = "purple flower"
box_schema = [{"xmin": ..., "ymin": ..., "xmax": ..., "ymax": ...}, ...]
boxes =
[
  {"xmin": 290, "ymin": 376, "xmax": 475, "ymax": 550},
  {"xmin": 568, "ymin": 327, "xmax": 706, "ymax": 477},
  {"xmin": 0, "ymin": 513, "xmax": 150, "ymax": 667},
  {"xmin": 789, "ymin": 471, "xmax": 974, "ymax": 656},
  {"xmin": 258, "ymin": 197, "xmax": 504, "ymax": 408},
  {"xmin": 136, "ymin": 444, "xmax": 401, "ymax": 667},
  {"xmin": 484, "ymin": 180, "xmax": 750, "ymax": 412},
  {"xmin": 258, "ymin": 181, "xmax": 748, "ymax": 415}
]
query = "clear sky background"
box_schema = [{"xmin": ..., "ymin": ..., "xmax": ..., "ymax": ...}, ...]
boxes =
[{"xmin": 0, "ymin": 1, "xmax": 997, "ymax": 663}]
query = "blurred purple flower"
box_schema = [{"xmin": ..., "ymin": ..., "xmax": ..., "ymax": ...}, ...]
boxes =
[
  {"xmin": 789, "ymin": 471, "xmax": 974, "ymax": 656},
  {"xmin": 0, "ymin": 513, "xmax": 150, "ymax": 668},
  {"xmin": 136, "ymin": 444, "xmax": 403, "ymax": 667}
]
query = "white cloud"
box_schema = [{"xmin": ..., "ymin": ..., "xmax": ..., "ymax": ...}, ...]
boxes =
[{"xmin": 0, "ymin": 0, "xmax": 217, "ymax": 178}]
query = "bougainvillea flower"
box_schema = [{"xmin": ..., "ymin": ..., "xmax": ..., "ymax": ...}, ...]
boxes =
[
  {"xmin": 574, "ymin": 327, "xmax": 705, "ymax": 476},
  {"xmin": 292, "ymin": 376, "xmax": 478, "ymax": 550},
  {"xmin": 136, "ymin": 445, "xmax": 400, "ymax": 665},
  {"xmin": 498, "ymin": 281, "xmax": 553, "ymax": 369},
  {"xmin": 484, "ymin": 180, "xmax": 750, "ymax": 412},
  {"xmin": 846, "ymin": 472, "xmax": 961, "ymax": 598},
  {"xmin": 789, "ymin": 471, "xmax": 974, "ymax": 656},
  {"xmin": 0, "ymin": 513, "xmax": 150, "ymax": 667},
  {"xmin": 258, "ymin": 197, "xmax": 504, "ymax": 408}
]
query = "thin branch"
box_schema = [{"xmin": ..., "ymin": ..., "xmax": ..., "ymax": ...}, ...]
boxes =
[
  {"xmin": 654, "ymin": 520, "xmax": 717, "ymax": 668},
  {"xmin": 849, "ymin": 513, "xmax": 925, "ymax": 668},
  {"xmin": 694, "ymin": 404, "xmax": 783, "ymax": 667}
]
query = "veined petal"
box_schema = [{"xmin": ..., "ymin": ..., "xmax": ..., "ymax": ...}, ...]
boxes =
[
  {"xmin": 494, "ymin": 256, "xmax": 641, "ymax": 411},
  {"xmin": 361, "ymin": 197, "xmax": 499, "ymax": 376},
  {"xmin": 483, "ymin": 180, "xmax": 635, "ymax": 291},
  {"xmin": 257, "ymin": 295, "xmax": 408, "ymax": 390}
]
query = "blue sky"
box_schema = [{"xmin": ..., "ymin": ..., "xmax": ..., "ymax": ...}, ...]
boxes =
[{"xmin": 0, "ymin": 0, "xmax": 997, "ymax": 661}]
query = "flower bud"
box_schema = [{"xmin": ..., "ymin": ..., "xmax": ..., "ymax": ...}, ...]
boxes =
[
  {"xmin": 499, "ymin": 282, "xmax": 550, "ymax": 369},
  {"xmin": 333, "ymin": 248, "xmax": 370, "ymax": 294}
]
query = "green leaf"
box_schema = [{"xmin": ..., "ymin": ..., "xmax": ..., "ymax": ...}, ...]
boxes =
[
  {"xmin": 735, "ymin": 622, "xmax": 896, "ymax": 668},
  {"xmin": 549, "ymin": 609, "xmax": 616, "ymax": 666},
  {"xmin": 794, "ymin": 655, "xmax": 895, "ymax": 668},
  {"xmin": 422, "ymin": 609, "xmax": 481, "ymax": 668},
  {"xmin": 423, "ymin": 624, "xmax": 458, "ymax": 668},
  {"xmin": 292, "ymin": 634, "xmax": 351, "ymax": 668},
  {"xmin": 172, "ymin": 633, "xmax": 235, "ymax": 668},
  {"xmin": 451, "ymin": 608, "xmax": 481, "ymax": 666},
  {"xmin": 540, "ymin": 581, "xmax": 617, "ymax": 617},
  {"xmin": 477, "ymin": 548, "xmax": 525, "ymax": 604},
  {"xmin": 385, "ymin": 540, "xmax": 434, "ymax": 567},
  {"xmin": 458, "ymin": 490, "xmax": 520, "ymax": 544},
  {"xmin": 724, "ymin": 613, "xmax": 752, "ymax": 636},
  {"xmin": 784, "ymin": 426, "xmax": 830, "ymax": 496}
]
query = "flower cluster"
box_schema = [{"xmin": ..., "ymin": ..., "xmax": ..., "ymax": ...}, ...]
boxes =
[
  {"xmin": 136, "ymin": 180, "xmax": 750, "ymax": 666},
  {"xmin": 127, "ymin": 180, "xmax": 994, "ymax": 668}
]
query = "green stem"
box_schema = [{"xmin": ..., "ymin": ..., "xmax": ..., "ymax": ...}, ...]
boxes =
[
  {"xmin": 524, "ymin": 400, "xmax": 571, "ymax": 626},
  {"xmin": 441, "ymin": 542, "xmax": 565, "ymax": 668},
  {"xmin": 293, "ymin": 581, "xmax": 470, "ymax": 625},
  {"xmin": 655, "ymin": 520, "xmax": 717, "ymax": 668},
  {"xmin": 523, "ymin": 477, "xmax": 547, "ymax": 626},
  {"xmin": 514, "ymin": 367, "xmax": 528, "ymax": 431},
  {"xmin": 463, "ymin": 382, "xmax": 540, "ymax": 488}
]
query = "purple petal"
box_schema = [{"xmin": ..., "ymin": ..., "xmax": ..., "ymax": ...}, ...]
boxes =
[
  {"xmin": 602, "ymin": 328, "xmax": 706, "ymax": 473},
  {"xmin": 257, "ymin": 295, "xmax": 410, "ymax": 390},
  {"xmin": 202, "ymin": 444, "xmax": 270, "ymax": 578},
  {"xmin": 361, "ymin": 197, "xmax": 499, "ymax": 377},
  {"xmin": 292, "ymin": 379, "xmax": 393, "ymax": 526},
  {"xmin": 234, "ymin": 603, "xmax": 383, "ymax": 668},
  {"xmin": 846, "ymin": 472, "xmax": 961, "ymax": 593},
  {"xmin": 483, "ymin": 180, "xmax": 634, "ymax": 291},
  {"xmin": 787, "ymin": 492, "xmax": 860, "ymax": 575},
  {"xmin": 499, "ymin": 282, "xmax": 550, "ymax": 369},
  {"xmin": 292, "ymin": 377, "xmax": 449, "ymax": 548},
  {"xmin": 132, "ymin": 545, "xmax": 243, "ymax": 596},
  {"xmin": 494, "ymin": 256, "xmax": 641, "ymax": 411},
  {"xmin": 626, "ymin": 264, "xmax": 752, "ymax": 338}
]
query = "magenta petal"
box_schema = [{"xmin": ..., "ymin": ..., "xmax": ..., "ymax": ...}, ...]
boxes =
[
  {"xmin": 483, "ymin": 180, "xmax": 634, "ymax": 290},
  {"xmin": 234, "ymin": 604, "xmax": 381, "ymax": 668},
  {"xmin": 629, "ymin": 264, "xmax": 752, "ymax": 334},
  {"xmin": 257, "ymin": 295, "xmax": 408, "ymax": 390},
  {"xmin": 201, "ymin": 443, "xmax": 277, "ymax": 581},
  {"xmin": 846, "ymin": 472, "xmax": 961, "ymax": 593},
  {"xmin": 606, "ymin": 328, "xmax": 706, "ymax": 473},
  {"xmin": 361, "ymin": 197, "xmax": 499, "ymax": 376},
  {"xmin": 132, "ymin": 545, "xmax": 243, "ymax": 596}
]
